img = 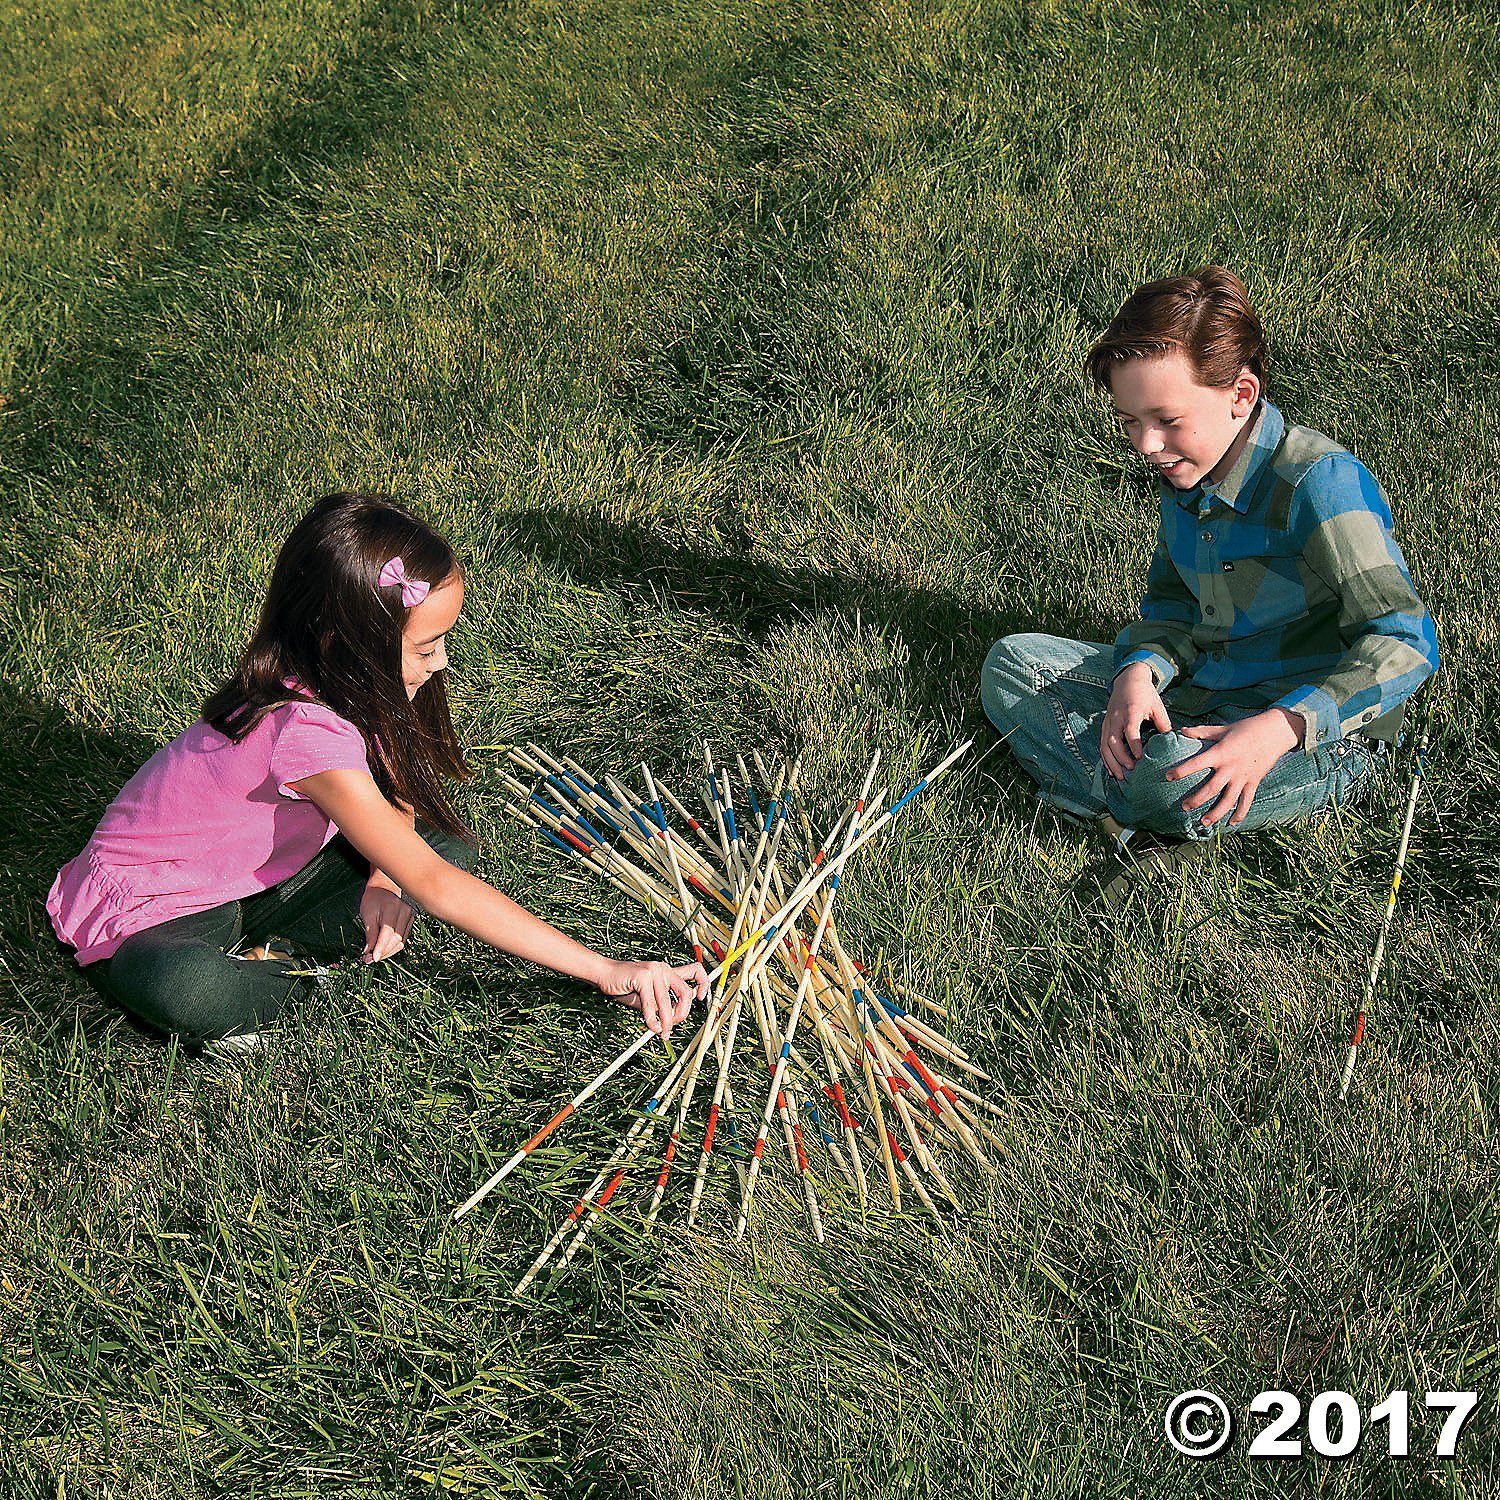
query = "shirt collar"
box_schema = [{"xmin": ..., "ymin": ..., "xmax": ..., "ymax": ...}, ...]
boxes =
[{"xmin": 1170, "ymin": 399, "xmax": 1284, "ymax": 514}]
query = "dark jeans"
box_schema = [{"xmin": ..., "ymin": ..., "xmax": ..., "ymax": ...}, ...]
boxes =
[{"xmin": 82, "ymin": 824, "xmax": 476, "ymax": 1041}]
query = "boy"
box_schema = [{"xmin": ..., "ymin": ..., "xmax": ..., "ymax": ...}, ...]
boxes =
[{"xmin": 981, "ymin": 267, "xmax": 1437, "ymax": 865}]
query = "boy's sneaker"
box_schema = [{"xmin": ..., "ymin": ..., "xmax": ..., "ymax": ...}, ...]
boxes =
[
  {"xmin": 202, "ymin": 1030, "xmax": 266, "ymax": 1059},
  {"xmin": 1079, "ymin": 816, "xmax": 1209, "ymax": 909}
]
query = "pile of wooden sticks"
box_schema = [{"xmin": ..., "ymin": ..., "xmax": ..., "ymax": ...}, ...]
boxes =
[{"xmin": 455, "ymin": 739, "xmax": 1002, "ymax": 1295}]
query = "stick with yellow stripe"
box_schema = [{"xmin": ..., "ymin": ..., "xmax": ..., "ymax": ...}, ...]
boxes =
[{"xmin": 1338, "ymin": 733, "xmax": 1429, "ymax": 1100}]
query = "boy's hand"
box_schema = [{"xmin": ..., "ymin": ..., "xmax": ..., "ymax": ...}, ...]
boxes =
[
  {"xmin": 1101, "ymin": 662, "xmax": 1173, "ymax": 779},
  {"xmin": 1165, "ymin": 708, "xmax": 1305, "ymax": 827},
  {"xmin": 596, "ymin": 958, "xmax": 710, "ymax": 1038},
  {"xmin": 361, "ymin": 883, "xmax": 416, "ymax": 962}
]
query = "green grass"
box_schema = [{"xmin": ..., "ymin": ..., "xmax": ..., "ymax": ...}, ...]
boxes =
[{"xmin": 3, "ymin": 0, "xmax": 1499, "ymax": 1493}]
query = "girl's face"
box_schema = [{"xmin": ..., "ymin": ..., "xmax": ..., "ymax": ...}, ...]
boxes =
[
  {"xmin": 401, "ymin": 572, "xmax": 464, "ymax": 700},
  {"xmin": 1109, "ymin": 351, "xmax": 1260, "ymax": 490}
]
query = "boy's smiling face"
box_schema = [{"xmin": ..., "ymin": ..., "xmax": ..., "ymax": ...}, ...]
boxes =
[{"xmin": 1109, "ymin": 351, "xmax": 1260, "ymax": 490}]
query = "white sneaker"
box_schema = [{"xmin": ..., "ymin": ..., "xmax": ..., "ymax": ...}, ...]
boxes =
[
  {"xmin": 202, "ymin": 1031, "xmax": 265, "ymax": 1058},
  {"xmin": 229, "ymin": 939, "xmax": 294, "ymax": 962}
]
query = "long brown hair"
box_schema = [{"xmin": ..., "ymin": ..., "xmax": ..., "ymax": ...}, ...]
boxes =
[
  {"xmin": 1086, "ymin": 265, "xmax": 1267, "ymax": 392},
  {"xmin": 204, "ymin": 492, "xmax": 472, "ymax": 841}
]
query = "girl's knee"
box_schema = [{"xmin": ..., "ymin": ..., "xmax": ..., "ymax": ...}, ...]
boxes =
[
  {"xmin": 420, "ymin": 824, "xmax": 478, "ymax": 873},
  {"xmin": 109, "ymin": 941, "xmax": 285, "ymax": 1040},
  {"xmin": 446, "ymin": 835, "xmax": 479, "ymax": 874}
]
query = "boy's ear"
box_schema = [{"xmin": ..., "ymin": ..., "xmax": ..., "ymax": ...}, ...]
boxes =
[{"xmin": 1231, "ymin": 368, "xmax": 1261, "ymax": 418}]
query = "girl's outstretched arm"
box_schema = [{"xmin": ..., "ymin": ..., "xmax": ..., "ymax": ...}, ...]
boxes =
[{"xmin": 289, "ymin": 768, "xmax": 706, "ymax": 1035}]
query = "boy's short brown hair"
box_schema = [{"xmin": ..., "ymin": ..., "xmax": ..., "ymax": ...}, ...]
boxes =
[{"xmin": 1086, "ymin": 265, "xmax": 1267, "ymax": 392}]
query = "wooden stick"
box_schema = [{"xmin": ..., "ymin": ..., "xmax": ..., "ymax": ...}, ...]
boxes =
[
  {"xmin": 684, "ymin": 770, "xmax": 798, "ymax": 1226},
  {"xmin": 456, "ymin": 775, "xmax": 778, "ymax": 1220},
  {"xmin": 724, "ymin": 740, "xmax": 973, "ymax": 997},
  {"xmin": 752, "ymin": 964, "xmax": 826, "ymax": 1242},
  {"xmin": 453, "ymin": 1025, "xmax": 661, "ymax": 1220},
  {"xmin": 642, "ymin": 767, "xmax": 781, "ymax": 1223},
  {"xmin": 734, "ymin": 753, "xmax": 879, "ymax": 1239},
  {"xmin": 1339, "ymin": 732, "xmax": 1429, "ymax": 1100}
]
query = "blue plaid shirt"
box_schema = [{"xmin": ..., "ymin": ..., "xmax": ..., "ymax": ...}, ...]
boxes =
[{"xmin": 1114, "ymin": 400, "xmax": 1438, "ymax": 750}]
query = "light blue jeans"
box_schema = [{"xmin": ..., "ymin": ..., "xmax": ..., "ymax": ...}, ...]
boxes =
[{"xmin": 980, "ymin": 634, "xmax": 1386, "ymax": 839}]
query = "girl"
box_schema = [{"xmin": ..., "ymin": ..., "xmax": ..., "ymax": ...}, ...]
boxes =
[{"xmin": 48, "ymin": 492, "xmax": 707, "ymax": 1048}]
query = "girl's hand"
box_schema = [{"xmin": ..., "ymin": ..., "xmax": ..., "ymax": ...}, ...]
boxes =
[
  {"xmin": 291, "ymin": 771, "xmax": 713, "ymax": 996},
  {"xmin": 1101, "ymin": 662, "xmax": 1173, "ymax": 779},
  {"xmin": 1165, "ymin": 708, "xmax": 1304, "ymax": 827},
  {"xmin": 595, "ymin": 959, "xmax": 710, "ymax": 1038},
  {"xmin": 361, "ymin": 884, "xmax": 416, "ymax": 963}
]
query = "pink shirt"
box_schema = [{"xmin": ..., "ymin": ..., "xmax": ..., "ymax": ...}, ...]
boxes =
[{"xmin": 47, "ymin": 700, "xmax": 371, "ymax": 965}]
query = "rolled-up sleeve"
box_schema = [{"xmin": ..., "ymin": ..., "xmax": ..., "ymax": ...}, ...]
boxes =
[{"xmin": 271, "ymin": 704, "xmax": 372, "ymax": 797}]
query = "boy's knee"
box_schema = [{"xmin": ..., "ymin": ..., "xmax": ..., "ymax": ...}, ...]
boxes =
[
  {"xmin": 981, "ymin": 634, "xmax": 1048, "ymax": 730},
  {"xmin": 984, "ymin": 634, "xmax": 1055, "ymax": 682},
  {"xmin": 1105, "ymin": 731, "xmax": 1212, "ymax": 837}
]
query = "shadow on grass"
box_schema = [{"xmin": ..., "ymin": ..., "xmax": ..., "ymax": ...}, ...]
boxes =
[
  {"xmin": 500, "ymin": 505, "xmax": 1104, "ymax": 723},
  {"xmin": 4, "ymin": 1, "xmax": 490, "ymax": 513},
  {"xmin": 0, "ymin": 684, "xmax": 160, "ymax": 1036}
]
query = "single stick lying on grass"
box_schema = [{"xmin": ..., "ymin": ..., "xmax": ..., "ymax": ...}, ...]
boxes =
[
  {"xmin": 1338, "ymin": 732, "xmax": 1430, "ymax": 1101},
  {"xmin": 451, "ymin": 1024, "xmax": 661, "ymax": 1220}
]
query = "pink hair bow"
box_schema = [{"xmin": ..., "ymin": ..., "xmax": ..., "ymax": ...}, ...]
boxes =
[{"xmin": 378, "ymin": 556, "xmax": 430, "ymax": 608}]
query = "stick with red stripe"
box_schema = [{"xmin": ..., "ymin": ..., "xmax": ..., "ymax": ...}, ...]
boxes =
[
  {"xmin": 724, "ymin": 741, "xmax": 972, "ymax": 1000},
  {"xmin": 733, "ymin": 753, "xmax": 879, "ymax": 1240},
  {"xmin": 455, "ymin": 808, "xmax": 749, "ymax": 1219},
  {"xmin": 1339, "ymin": 733, "xmax": 1428, "ymax": 1100},
  {"xmin": 643, "ymin": 762, "xmax": 780, "ymax": 1225},
  {"xmin": 685, "ymin": 767, "xmax": 800, "ymax": 1227},
  {"xmin": 453, "ymin": 1025, "xmax": 664, "ymax": 1220},
  {"xmin": 757, "ymin": 838, "xmax": 896, "ymax": 1206},
  {"xmin": 512, "ymin": 1059, "xmax": 696, "ymax": 1295}
]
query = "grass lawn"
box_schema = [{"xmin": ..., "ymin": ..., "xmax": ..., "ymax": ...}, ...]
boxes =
[{"xmin": 3, "ymin": 0, "xmax": 1498, "ymax": 1494}]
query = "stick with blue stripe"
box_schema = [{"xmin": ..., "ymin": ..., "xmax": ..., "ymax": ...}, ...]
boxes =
[
  {"xmin": 734, "ymin": 752, "xmax": 880, "ymax": 1241},
  {"xmin": 643, "ymin": 761, "xmax": 785, "ymax": 1225},
  {"xmin": 685, "ymin": 760, "xmax": 802, "ymax": 1229},
  {"xmin": 726, "ymin": 739, "xmax": 973, "ymax": 997}
]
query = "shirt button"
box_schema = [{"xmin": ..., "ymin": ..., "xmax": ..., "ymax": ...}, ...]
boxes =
[
  {"xmin": 1204, "ymin": 605, "xmax": 1216, "ymax": 616},
  {"xmin": 1201, "ymin": 531, "xmax": 1212, "ymax": 542}
]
